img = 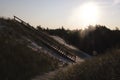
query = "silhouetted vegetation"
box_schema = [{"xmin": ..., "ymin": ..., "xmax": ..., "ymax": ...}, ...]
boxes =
[
  {"xmin": 1, "ymin": 17, "xmax": 120, "ymax": 80},
  {"xmin": 0, "ymin": 18, "xmax": 59, "ymax": 80},
  {"xmin": 41, "ymin": 25, "xmax": 120, "ymax": 55},
  {"xmin": 52, "ymin": 49, "xmax": 120, "ymax": 80}
]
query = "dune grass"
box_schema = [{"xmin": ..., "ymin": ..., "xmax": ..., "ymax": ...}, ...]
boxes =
[
  {"xmin": 52, "ymin": 49, "xmax": 120, "ymax": 80},
  {"xmin": 0, "ymin": 28, "xmax": 59, "ymax": 80}
]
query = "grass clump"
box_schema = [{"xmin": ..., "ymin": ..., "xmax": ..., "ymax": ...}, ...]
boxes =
[
  {"xmin": 53, "ymin": 49, "xmax": 120, "ymax": 80},
  {"xmin": 0, "ymin": 28, "xmax": 59, "ymax": 80}
]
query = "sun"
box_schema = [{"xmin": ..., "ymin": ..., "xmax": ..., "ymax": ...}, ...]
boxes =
[
  {"xmin": 81, "ymin": 2, "xmax": 99, "ymax": 26},
  {"xmin": 69, "ymin": 2, "xmax": 100, "ymax": 29}
]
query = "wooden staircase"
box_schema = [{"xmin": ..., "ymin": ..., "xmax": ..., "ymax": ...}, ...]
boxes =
[{"xmin": 13, "ymin": 16, "xmax": 77, "ymax": 63}]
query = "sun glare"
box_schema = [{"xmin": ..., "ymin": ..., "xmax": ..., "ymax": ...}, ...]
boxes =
[
  {"xmin": 81, "ymin": 2, "xmax": 99, "ymax": 26},
  {"xmin": 69, "ymin": 2, "xmax": 100, "ymax": 29}
]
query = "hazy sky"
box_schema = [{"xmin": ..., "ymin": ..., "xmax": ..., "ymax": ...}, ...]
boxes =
[{"xmin": 0, "ymin": 0, "xmax": 120, "ymax": 29}]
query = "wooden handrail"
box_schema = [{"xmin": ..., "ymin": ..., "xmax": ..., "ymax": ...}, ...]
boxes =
[
  {"xmin": 13, "ymin": 16, "xmax": 77, "ymax": 62},
  {"xmin": 14, "ymin": 16, "xmax": 29, "ymax": 26}
]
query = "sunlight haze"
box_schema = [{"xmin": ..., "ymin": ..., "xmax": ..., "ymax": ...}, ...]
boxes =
[
  {"xmin": 69, "ymin": 2, "xmax": 100, "ymax": 29},
  {"xmin": 0, "ymin": 0, "xmax": 120, "ymax": 29}
]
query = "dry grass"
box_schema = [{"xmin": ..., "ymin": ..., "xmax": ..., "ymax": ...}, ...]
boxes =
[{"xmin": 52, "ymin": 49, "xmax": 120, "ymax": 80}]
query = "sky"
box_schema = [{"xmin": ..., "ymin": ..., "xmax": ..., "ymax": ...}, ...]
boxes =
[{"xmin": 0, "ymin": 0, "xmax": 120, "ymax": 29}]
